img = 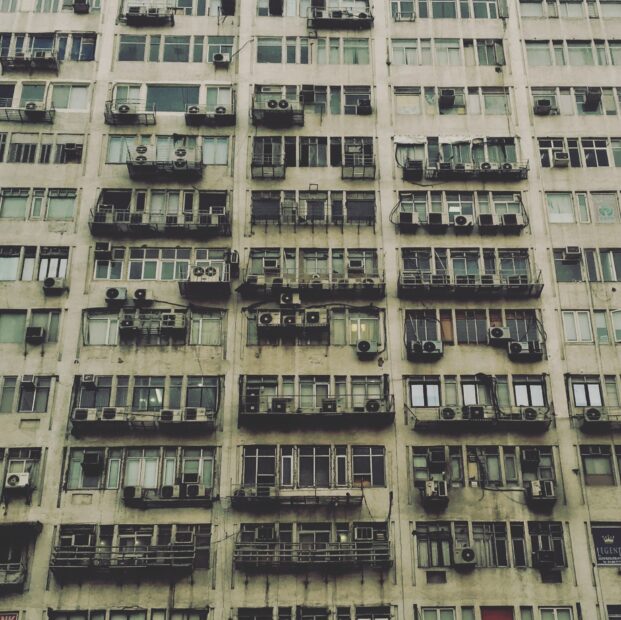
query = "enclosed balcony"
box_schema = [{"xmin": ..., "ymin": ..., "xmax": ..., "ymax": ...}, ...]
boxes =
[
  {"xmin": 0, "ymin": 49, "xmax": 59, "ymax": 73},
  {"xmin": 0, "ymin": 101, "xmax": 55, "ymax": 123},
  {"xmin": 121, "ymin": 0, "xmax": 176, "ymax": 26},
  {"xmin": 0, "ymin": 522, "xmax": 41, "ymax": 593},
  {"xmin": 231, "ymin": 485, "xmax": 363, "ymax": 510},
  {"xmin": 409, "ymin": 405, "xmax": 553, "ymax": 434},
  {"xmin": 341, "ymin": 149, "xmax": 376, "ymax": 180},
  {"xmin": 185, "ymin": 102, "xmax": 236, "ymax": 127},
  {"xmin": 307, "ymin": 4, "xmax": 374, "ymax": 30},
  {"xmin": 122, "ymin": 483, "xmax": 213, "ymax": 508},
  {"xmin": 104, "ymin": 99, "xmax": 156, "ymax": 125},
  {"xmin": 127, "ymin": 145, "xmax": 204, "ymax": 181},
  {"xmin": 251, "ymin": 95, "xmax": 304, "ymax": 128},
  {"xmin": 238, "ymin": 392, "xmax": 394, "ymax": 428},
  {"xmin": 574, "ymin": 406, "xmax": 621, "ymax": 433},
  {"xmin": 424, "ymin": 161, "xmax": 529, "ymax": 182},
  {"xmin": 251, "ymin": 156, "xmax": 286, "ymax": 180},
  {"xmin": 70, "ymin": 405, "xmax": 216, "ymax": 436},
  {"xmin": 50, "ymin": 543, "xmax": 195, "ymax": 579},
  {"xmin": 89, "ymin": 190, "xmax": 230, "ymax": 238},
  {"xmin": 179, "ymin": 259, "xmax": 236, "ymax": 298}
]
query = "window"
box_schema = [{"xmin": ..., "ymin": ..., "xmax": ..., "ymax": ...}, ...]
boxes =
[
  {"xmin": 31, "ymin": 310, "xmax": 60, "ymax": 342},
  {"xmin": 107, "ymin": 135, "xmax": 137, "ymax": 163},
  {"xmin": 242, "ymin": 446, "xmax": 277, "ymax": 486},
  {"xmin": 18, "ymin": 376, "xmax": 51, "ymax": 412},
  {"xmin": 0, "ymin": 311, "xmax": 26, "ymax": 343},
  {"xmin": 207, "ymin": 35, "xmax": 233, "ymax": 61},
  {"xmin": 554, "ymin": 249, "xmax": 583, "ymax": 282},
  {"xmin": 343, "ymin": 39, "xmax": 369, "ymax": 64},
  {"xmin": 186, "ymin": 376, "xmax": 219, "ymax": 410},
  {"xmin": 0, "ymin": 188, "xmax": 28, "ymax": 219},
  {"xmin": 562, "ymin": 311, "xmax": 593, "ymax": 342},
  {"xmin": 203, "ymin": 137, "xmax": 229, "ymax": 165},
  {"xmin": 257, "ymin": 37, "xmax": 282, "ymax": 63},
  {"xmin": 435, "ymin": 38, "xmax": 461, "ymax": 65},
  {"xmin": 455, "ymin": 310, "xmax": 487, "ymax": 344},
  {"xmin": 422, "ymin": 611, "xmax": 455, "ymax": 620},
  {"xmin": 51, "ymin": 84, "xmax": 88, "ymax": 110},
  {"xmin": 572, "ymin": 377, "xmax": 603, "ymax": 406},
  {"xmin": 540, "ymin": 610, "xmax": 572, "ymax": 620},
  {"xmin": 352, "ymin": 447, "xmax": 385, "ymax": 486},
  {"xmin": 0, "ymin": 376, "xmax": 17, "ymax": 412},
  {"xmin": 118, "ymin": 35, "xmax": 146, "ymax": 61},
  {"xmin": 514, "ymin": 377, "xmax": 546, "ymax": 407},
  {"xmin": 128, "ymin": 248, "xmax": 190, "ymax": 280},
  {"xmin": 146, "ymin": 85, "xmax": 198, "ymax": 112},
  {"xmin": 410, "ymin": 379, "xmax": 441, "ymax": 406},
  {"xmin": 190, "ymin": 312, "xmax": 223, "ymax": 345},
  {"xmin": 84, "ymin": 313, "xmax": 119, "ymax": 345},
  {"xmin": 392, "ymin": 39, "xmax": 420, "ymax": 65},
  {"xmin": 76, "ymin": 375, "xmax": 112, "ymax": 408},
  {"xmin": 581, "ymin": 445, "xmax": 614, "ymax": 485},
  {"xmin": 163, "ymin": 36, "xmax": 190, "ymax": 62},
  {"xmin": 472, "ymin": 522, "xmax": 508, "ymax": 567},
  {"xmin": 124, "ymin": 448, "xmax": 160, "ymax": 488},
  {"xmin": 546, "ymin": 193, "xmax": 574, "ymax": 223},
  {"xmin": 609, "ymin": 605, "xmax": 621, "ymax": 620},
  {"xmin": 132, "ymin": 376, "xmax": 165, "ymax": 411},
  {"xmin": 39, "ymin": 247, "xmax": 68, "ymax": 279},
  {"xmin": 67, "ymin": 448, "xmax": 107, "ymax": 489},
  {"xmin": 46, "ymin": 190, "xmax": 76, "ymax": 220},
  {"xmin": 526, "ymin": 42, "xmax": 552, "ymax": 66},
  {"xmin": 416, "ymin": 522, "xmax": 452, "ymax": 568}
]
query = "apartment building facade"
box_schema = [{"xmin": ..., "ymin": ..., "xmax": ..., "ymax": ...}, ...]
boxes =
[{"xmin": 1, "ymin": 0, "xmax": 621, "ymax": 619}]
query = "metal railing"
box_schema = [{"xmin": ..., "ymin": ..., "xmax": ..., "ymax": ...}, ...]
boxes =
[
  {"xmin": 90, "ymin": 207, "xmax": 229, "ymax": 228},
  {"xmin": 239, "ymin": 393, "xmax": 393, "ymax": 416},
  {"xmin": 0, "ymin": 563, "xmax": 26, "ymax": 585}
]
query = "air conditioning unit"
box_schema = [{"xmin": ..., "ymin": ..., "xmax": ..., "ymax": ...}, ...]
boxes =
[
  {"xmin": 42, "ymin": 277, "xmax": 66, "ymax": 295},
  {"xmin": 94, "ymin": 242, "xmax": 112, "ymax": 259},
  {"xmin": 270, "ymin": 397, "xmax": 293, "ymax": 414},
  {"xmin": 101, "ymin": 406, "xmax": 120, "ymax": 421},
  {"xmin": 426, "ymin": 212, "xmax": 448, "ymax": 231},
  {"xmin": 159, "ymin": 408, "xmax": 181, "ymax": 423},
  {"xmin": 190, "ymin": 263, "xmax": 222, "ymax": 282},
  {"xmin": 184, "ymin": 483, "xmax": 207, "ymax": 499},
  {"xmin": 81, "ymin": 374, "xmax": 96, "ymax": 386},
  {"xmin": 407, "ymin": 340, "xmax": 444, "ymax": 361},
  {"xmin": 532, "ymin": 549, "xmax": 556, "ymax": 570},
  {"xmin": 583, "ymin": 407, "xmax": 603, "ymax": 422},
  {"xmin": 478, "ymin": 161, "xmax": 498, "ymax": 173},
  {"xmin": 129, "ymin": 145, "xmax": 155, "ymax": 164},
  {"xmin": 133, "ymin": 288, "xmax": 152, "ymax": 305},
  {"xmin": 183, "ymin": 407, "xmax": 207, "ymax": 421},
  {"xmin": 303, "ymin": 308, "xmax": 328, "ymax": 326},
  {"xmin": 114, "ymin": 101, "xmax": 137, "ymax": 115},
  {"xmin": 533, "ymin": 98, "xmax": 552, "ymax": 115},
  {"xmin": 25, "ymin": 326, "xmax": 45, "ymax": 344},
  {"xmin": 281, "ymin": 312, "xmax": 297, "ymax": 328},
  {"xmin": 453, "ymin": 546, "xmax": 476, "ymax": 569},
  {"xmin": 105, "ymin": 287, "xmax": 127, "ymax": 305},
  {"xmin": 72, "ymin": 407, "xmax": 97, "ymax": 422},
  {"xmin": 477, "ymin": 213, "xmax": 500, "ymax": 232},
  {"xmin": 365, "ymin": 398, "xmax": 382, "ymax": 413},
  {"xmin": 453, "ymin": 214, "xmax": 474, "ymax": 230},
  {"xmin": 347, "ymin": 259, "xmax": 365, "ymax": 274},
  {"xmin": 356, "ymin": 98, "xmax": 372, "ymax": 115},
  {"xmin": 500, "ymin": 212, "xmax": 525, "ymax": 231},
  {"xmin": 161, "ymin": 313, "xmax": 187, "ymax": 331},
  {"xmin": 21, "ymin": 375, "xmax": 36, "ymax": 387},
  {"xmin": 280, "ymin": 291, "xmax": 300, "ymax": 306},
  {"xmin": 564, "ymin": 246, "xmax": 582, "ymax": 261},
  {"xmin": 262, "ymin": 258, "xmax": 280, "ymax": 274},
  {"xmin": 5, "ymin": 472, "xmax": 30, "ymax": 490},
  {"xmin": 508, "ymin": 340, "xmax": 543, "ymax": 361},
  {"xmin": 462, "ymin": 405, "xmax": 485, "ymax": 420},
  {"xmin": 160, "ymin": 484, "xmax": 181, "ymax": 499},
  {"xmin": 438, "ymin": 88, "xmax": 455, "ymax": 109},
  {"xmin": 424, "ymin": 480, "xmax": 448, "ymax": 498},
  {"xmin": 527, "ymin": 479, "xmax": 555, "ymax": 499},
  {"xmin": 520, "ymin": 448, "xmax": 541, "ymax": 472},
  {"xmin": 23, "ymin": 101, "xmax": 46, "ymax": 119},
  {"xmin": 552, "ymin": 151, "xmax": 569, "ymax": 168},
  {"xmin": 320, "ymin": 398, "xmax": 339, "ymax": 413},
  {"xmin": 82, "ymin": 451, "xmax": 103, "ymax": 473},
  {"xmin": 356, "ymin": 339, "xmax": 378, "ymax": 359},
  {"xmin": 399, "ymin": 211, "xmax": 420, "ymax": 228},
  {"xmin": 123, "ymin": 485, "xmax": 143, "ymax": 501},
  {"xmin": 258, "ymin": 311, "xmax": 281, "ymax": 327},
  {"xmin": 488, "ymin": 326, "xmax": 511, "ymax": 345},
  {"xmin": 212, "ymin": 52, "xmax": 231, "ymax": 67},
  {"xmin": 583, "ymin": 86, "xmax": 602, "ymax": 111}
]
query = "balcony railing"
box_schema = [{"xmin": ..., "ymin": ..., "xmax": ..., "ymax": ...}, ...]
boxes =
[
  {"xmin": 401, "ymin": 159, "xmax": 529, "ymax": 183},
  {"xmin": 398, "ymin": 270, "xmax": 543, "ymax": 299},
  {"xmin": 234, "ymin": 540, "xmax": 391, "ymax": 571},
  {"xmin": 239, "ymin": 270, "xmax": 385, "ymax": 300},
  {"xmin": 0, "ymin": 563, "xmax": 26, "ymax": 591},
  {"xmin": 122, "ymin": 484, "xmax": 213, "ymax": 508},
  {"xmin": 0, "ymin": 49, "xmax": 60, "ymax": 72},
  {"xmin": 251, "ymin": 156, "xmax": 286, "ymax": 180},
  {"xmin": 185, "ymin": 103, "xmax": 236, "ymax": 127},
  {"xmin": 342, "ymin": 154, "xmax": 376, "ymax": 180},
  {"xmin": 122, "ymin": 0, "xmax": 176, "ymax": 26},
  {"xmin": 238, "ymin": 393, "xmax": 394, "ymax": 428},
  {"xmin": 409, "ymin": 405, "xmax": 553, "ymax": 433},
  {"xmin": 251, "ymin": 97, "xmax": 304, "ymax": 128},
  {"xmin": 251, "ymin": 200, "xmax": 375, "ymax": 228},
  {"xmin": 0, "ymin": 102, "xmax": 55, "ymax": 123},
  {"xmin": 573, "ymin": 406, "xmax": 621, "ymax": 432},
  {"xmin": 307, "ymin": 7, "xmax": 374, "ymax": 29},
  {"xmin": 89, "ymin": 207, "xmax": 230, "ymax": 237},
  {"xmin": 127, "ymin": 147, "xmax": 204, "ymax": 180},
  {"xmin": 50, "ymin": 544, "xmax": 195, "ymax": 578},
  {"xmin": 231, "ymin": 485, "xmax": 364, "ymax": 510},
  {"xmin": 70, "ymin": 406, "xmax": 217, "ymax": 436},
  {"xmin": 104, "ymin": 99, "xmax": 156, "ymax": 125}
]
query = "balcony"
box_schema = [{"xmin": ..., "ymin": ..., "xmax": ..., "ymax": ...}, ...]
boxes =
[
  {"xmin": 0, "ymin": 522, "xmax": 41, "ymax": 593},
  {"xmin": 251, "ymin": 156, "xmax": 286, "ymax": 180},
  {"xmin": 341, "ymin": 153, "xmax": 376, "ymax": 180},
  {"xmin": 307, "ymin": 7, "xmax": 374, "ymax": 30},
  {"xmin": 234, "ymin": 540, "xmax": 391, "ymax": 572},
  {"xmin": 409, "ymin": 405, "xmax": 553, "ymax": 434},
  {"xmin": 179, "ymin": 261, "xmax": 235, "ymax": 298},
  {"xmin": 185, "ymin": 103, "xmax": 236, "ymax": 127},
  {"xmin": 89, "ymin": 206, "xmax": 230, "ymax": 238},
  {"xmin": 0, "ymin": 101, "xmax": 55, "ymax": 123},
  {"xmin": 122, "ymin": 484, "xmax": 213, "ymax": 508},
  {"xmin": 70, "ymin": 406, "xmax": 216, "ymax": 436},
  {"xmin": 104, "ymin": 99, "xmax": 156, "ymax": 125},
  {"xmin": 127, "ymin": 146, "xmax": 204, "ymax": 181},
  {"xmin": 122, "ymin": 1, "xmax": 176, "ymax": 26},
  {"xmin": 251, "ymin": 97, "xmax": 304, "ymax": 128},
  {"xmin": 398, "ymin": 270, "xmax": 543, "ymax": 299},
  {"xmin": 231, "ymin": 485, "xmax": 363, "ymax": 510},
  {"xmin": 574, "ymin": 406, "xmax": 621, "ymax": 433},
  {"xmin": 239, "ymin": 271, "xmax": 385, "ymax": 301},
  {"xmin": 0, "ymin": 49, "xmax": 60, "ymax": 73},
  {"xmin": 421, "ymin": 161, "xmax": 529, "ymax": 182},
  {"xmin": 50, "ymin": 544, "xmax": 195, "ymax": 580},
  {"xmin": 238, "ymin": 393, "xmax": 394, "ymax": 429}
]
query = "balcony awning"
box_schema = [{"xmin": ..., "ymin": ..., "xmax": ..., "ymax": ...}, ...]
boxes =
[{"xmin": 394, "ymin": 135, "xmax": 426, "ymax": 145}]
